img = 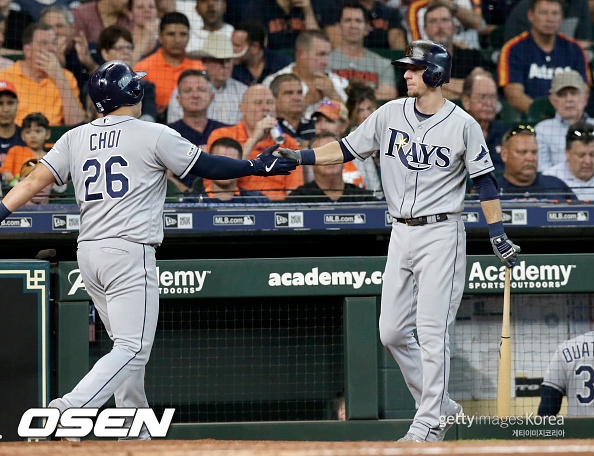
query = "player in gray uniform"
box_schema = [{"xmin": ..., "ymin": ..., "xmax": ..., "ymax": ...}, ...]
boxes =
[
  {"xmin": 276, "ymin": 40, "xmax": 520, "ymax": 442},
  {"xmin": 0, "ymin": 60, "xmax": 297, "ymax": 440},
  {"xmin": 539, "ymin": 331, "xmax": 594, "ymax": 417}
]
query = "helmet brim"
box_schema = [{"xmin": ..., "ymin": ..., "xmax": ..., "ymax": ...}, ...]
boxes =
[
  {"xmin": 134, "ymin": 71, "xmax": 147, "ymax": 80},
  {"xmin": 392, "ymin": 57, "xmax": 427, "ymax": 67}
]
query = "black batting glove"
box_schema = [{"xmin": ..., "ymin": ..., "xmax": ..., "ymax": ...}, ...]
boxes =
[
  {"xmin": 249, "ymin": 144, "xmax": 298, "ymax": 176},
  {"xmin": 490, "ymin": 233, "xmax": 521, "ymax": 267}
]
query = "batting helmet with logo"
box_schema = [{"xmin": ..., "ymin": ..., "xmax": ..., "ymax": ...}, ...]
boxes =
[
  {"xmin": 88, "ymin": 60, "xmax": 147, "ymax": 114},
  {"xmin": 392, "ymin": 40, "xmax": 452, "ymax": 88}
]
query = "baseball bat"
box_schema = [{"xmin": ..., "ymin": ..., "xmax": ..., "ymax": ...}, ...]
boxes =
[{"xmin": 497, "ymin": 266, "xmax": 512, "ymax": 418}]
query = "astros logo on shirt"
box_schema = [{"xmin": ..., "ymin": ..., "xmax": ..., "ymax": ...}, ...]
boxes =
[{"xmin": 385, "ymin": 128, "xmax": 451, "ymax": 171}]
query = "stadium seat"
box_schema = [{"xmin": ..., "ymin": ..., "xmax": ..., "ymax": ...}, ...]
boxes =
[
  {"xmin": 496, "ymin": 98, "xmax": 525, "ymax": 126},
  {"xmin": 526, "ymin": 96, "xmax": 555, "ymax": 124}
]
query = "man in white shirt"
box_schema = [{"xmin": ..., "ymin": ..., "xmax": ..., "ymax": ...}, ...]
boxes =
[
  {"xmin": 535, "ymin": 70, "xmax": 591, "ymax": 173},
  {"xmin": 544, "ymin": 121, "xmax": 594, "ymax": 200},
  {"xmin": 176, "ymin": 0, "xmax": 234, "ymax": 55}
]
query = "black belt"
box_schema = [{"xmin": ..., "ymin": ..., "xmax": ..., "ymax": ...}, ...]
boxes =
[{"xmin": 396, "ymin": 213, "xmax": 448, "ymax": 226}]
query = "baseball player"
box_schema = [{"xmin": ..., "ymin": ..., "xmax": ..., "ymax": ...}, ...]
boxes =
[
  {"xmin": 276, "ymin": 40, "xmax": 520, "ymax": 442},
  {"xmin": 0, "ymin": 60, "xmax": 296, "ymax": 440},
  {"xmin": 539, "ymin": 331, "xmax": 594, "ymax": 417}
]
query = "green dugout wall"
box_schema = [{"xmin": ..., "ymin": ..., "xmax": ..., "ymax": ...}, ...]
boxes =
[{"xmin": 48, "ymin": 254, "xmax": 594, "ymax": 440}]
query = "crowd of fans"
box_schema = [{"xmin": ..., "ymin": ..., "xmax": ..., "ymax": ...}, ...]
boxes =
[{"xmin": 0, "ymin": 0, "xmax": 593, "ymax": 203}]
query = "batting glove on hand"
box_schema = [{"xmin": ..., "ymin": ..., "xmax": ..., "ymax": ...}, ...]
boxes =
[
  {"xmin": 273, "ymin": 147, "xmax": 304, "ymax": 164},
  {"xmin": 490, "ymin": 234, "xmax": 521, "ymax": 267},
  {"xmin": 250, "ymin": 144, "xmax": 298, "ymax": 176}
]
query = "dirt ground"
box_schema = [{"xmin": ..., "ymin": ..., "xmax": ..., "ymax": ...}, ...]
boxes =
[{"xmin": 1, "ymin": 439, "xmax": 594, "ymax": 456}]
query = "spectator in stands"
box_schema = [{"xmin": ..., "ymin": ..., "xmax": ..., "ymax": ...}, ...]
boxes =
[
  {"xmin": 270, "ymin": 73, "xmax": 315, "ymax": 147},
  {"xmin": 19, "ymin": 158, "xmax": 53, "ymax": 204},
  {"xmin": 98, "ymin": 25, "xmax": 157, "ymax": 122},
  {"xmin": 184, "ymin": 0, "xmax": 234, "ymax": 57},
  {"xmin": 166, "ymin": 33, "xmax": 247, "ymax": 125},
  {"xmin": 0, "ymin": 81, "xmax": 24, "ymax": 177},
  {"xmin": 544, "ymin": 121, "xmax": 594, "ymax": 201},
  {"xmin": 129, "ymin": 0, "xmax": 159, "ymax": 64},
  {"xmin": 288, "ymin": 132, "xmax": 377, "ymax": 203},
  {"xmin": 243, "ymin": 0, "xmax": 336, "ymax": 50},
  {"xmin": 0, "ymin": 23, "xmax": 85, "ymax": 126},
  {"xmin": 168, "ymin": 69, "xmax": 229, "ymax": 190},
  {"xmin": 0, "ymin": 0, "xmax": 34, "ymax": 50},
  {"xmin": 423, "ymin": 3, "xmax": 491, "ymax": 100},
  {"xmin": 461, "ymin": 69, "xmax": 508, "ymax": 173},
  {"xmin": 497, "ymin": 124, "xmax": 577, "ymax": 200},
  {"xmin": 13, "ymin": 0, "xmax": 80, "ymax": 22},
  {"xmin": 71, "ymin": 0, "xmax": 133, "ymax": 44},
  {"xmin": 231, "ymin": 19, "xmax": 292, "ymax": 86},
  {"xmin": 0, "ymin": 112, "xmax": 50, "ymax": 185},
  {"xmin": 156, "ymin": 0, "xmax": 175, "ymax": 17},
  {"xmin": 344, "ymin": 80, "xmax": 382, "ymax": 194},
  {"xmin": 328, "ymin": 2, "xmax": 397, "ymax": 101},
  {"xmin": 504, "ymin": 0, "xmax": 591, "ymax": 49},
  {"xmin": 191, "ymin": 137, "xmax": 270, "ymax": 203},
  {"xmin": 329, "ymin": 0, "xmax": 405, "ymax": 50},
  {"xmin": 406, "ymin": 0, "xmax": 485, "ymax": 50},
  {"xmin": 535, "ymin": 70, "xmax": 592, "ymax": 172},
  {"xmin": 0, "ymin": 13, "xmax": 15, "ymax": 70},
  {"xmin": 313, "ymin": 99, "xmax": 349, "ymax": 137},
  {"xmin": 498, "ymin": 0, "xmax": 591, "ymax": 114},
  {"xmin": 207, "ymin": 84, "xmax": 303, "ymax": 199},
  {"xmin": 40, "ymin": 6, "xmax": 98, "ymax": 102},
  {"xmin": 134, "ymin": 12, "xmax": 204, "ymax": 115},
  {"xmin": 263, "ymin": 30, "xmax": 349, "ymax": 118}
]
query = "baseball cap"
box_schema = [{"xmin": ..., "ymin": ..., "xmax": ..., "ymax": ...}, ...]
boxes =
[
  {"xmin": 551, "ymin": 70, "xmax": 585, "ymax": 94},
  {"xmin": 0, "ymin": 80, "xmax": 17, "ymax": 97},
  {"xmin": 313, "ymin": 100, "xmax": 349, "ymax": 122}
]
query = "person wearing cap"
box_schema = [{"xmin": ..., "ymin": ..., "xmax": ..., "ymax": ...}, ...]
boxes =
[
  {"xmin": 133, "ymin": 12, "xmax": 205, "ymax": 114},
  {"xmin": 543, "ymin": 121, "xmax": 594, "ymax": 201},
  {"xmin": 0, "ymin": 22, "xmax": 85, "ymax": 126},
  {"xmin": 166, "ymin": 32, "xmax": 248, "ymax": 125},
  {"xmin": 535, "ymin": 69, "xmax": 592, "ymax": 173},
  {"xmin": 0, "ymin": 81, "xmax": 25, "ymax": 184},
  {"xmin": 497, "ymin": 124, "xmax": 577, "ymax": 200},
  {"xmin": 206, "ymin": 84, "xmax": 303, "ymax": 199},
  {"xmin": 498, "ymin": 0, "xmax": 591, "ymax": 114},
  {"xmin": 312, "ymin": 99, "xmax": 349, "ymax": 137}
]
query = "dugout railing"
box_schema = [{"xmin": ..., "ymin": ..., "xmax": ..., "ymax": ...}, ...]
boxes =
[{"xmin": 40, "ymin": 254, "xmax": 594, "ymax": 441}]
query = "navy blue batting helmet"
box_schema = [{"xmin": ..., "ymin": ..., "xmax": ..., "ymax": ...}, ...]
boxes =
[
  {"xmin": 88, "ymin": 60, "xmax": 147, "ymax": 114},
  {"xmin": 392, "ymin": 40, "xmax": 452, "ymax": 88}
]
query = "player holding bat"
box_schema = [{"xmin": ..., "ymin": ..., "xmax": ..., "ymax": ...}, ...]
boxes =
[{"xmin": 276, "ymin": 40, "xmax": 520, "ymax": 441}]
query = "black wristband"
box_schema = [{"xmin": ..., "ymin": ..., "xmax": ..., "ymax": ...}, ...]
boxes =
[
  {"xmin": 301, "ymin": 149, "xmax": 316, "ymax": 165},
  {"xmin": 0, "ymin": 201, "xmax": 12, "ymax": 224}
]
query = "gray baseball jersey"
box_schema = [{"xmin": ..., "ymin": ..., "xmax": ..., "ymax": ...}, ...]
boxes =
[
  {"xmin": 341, "ymin": 98, "xmax": 494, "ymax": 218},
  {"xmin": 41, "ymin": 115, "xmax": 200, "ymax": 244},
  {"xmin": 542, "ymin": 331, "xmax": 594, "ymax": 416}
]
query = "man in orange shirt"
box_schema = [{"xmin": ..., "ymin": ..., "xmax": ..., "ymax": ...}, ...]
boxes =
[
  {"xmin": 0, "ymin": 23, "xmax": 85, "ymax": 126},
  {"xmin": 134, "ymin": 12, "xmax": 204, "ymax": 114},
  {"xmin": 207, "ymin": 84, "xmax": 303, "ymax": 199}
]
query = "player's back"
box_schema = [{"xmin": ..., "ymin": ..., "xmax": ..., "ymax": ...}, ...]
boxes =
[
  {"xmin": 49, "ymin": 116, "xmax": 173, "ymax": 245},
  {"xmin": 545, "ymin": 331, "xmax": 594, "ymax": 416}
]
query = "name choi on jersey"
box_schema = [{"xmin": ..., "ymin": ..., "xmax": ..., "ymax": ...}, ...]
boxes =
[
  {"xmin": 90, "ymin": 129, "xmax": 122, "ymax": 151},
  {"xmin": 386, "ymin": 128, "xmax": 451, "ymax": 171}
]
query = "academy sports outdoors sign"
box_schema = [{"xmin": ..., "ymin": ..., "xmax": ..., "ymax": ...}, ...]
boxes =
[{"xmin": 55, "ymin": 254, "xmax": 594, "ymax": 301}]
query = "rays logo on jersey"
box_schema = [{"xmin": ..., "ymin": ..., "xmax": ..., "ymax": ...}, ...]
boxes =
[
  {"xmin": 471, "ymin": 145, "xmax": 490, "ymax": 164},
  {"xmin": 386, "ymin": 128, "xmax": 451, "ymax": 171}
]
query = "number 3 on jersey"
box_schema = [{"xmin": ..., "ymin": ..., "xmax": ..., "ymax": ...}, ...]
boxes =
[{"xmin": 83, "ymin": 156, "xmax": 130, "ymax": 201}]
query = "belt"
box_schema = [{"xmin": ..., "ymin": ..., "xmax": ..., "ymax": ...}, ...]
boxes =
[{"xmin": 396, "ymin": 213, "xmax": 448, "ymax": 226}]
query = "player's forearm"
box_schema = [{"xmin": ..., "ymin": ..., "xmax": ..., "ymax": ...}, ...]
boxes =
[
  {"xmin": 1, "ymin": 164, "xmax": 57, "ymax": 212},
  {"xmin": 312, "ymin": 141, "xmax": 345, "ymax": 165},
  {"xmin": 480, "ymin": 198, "xmax": 503, "ymax": 225}
]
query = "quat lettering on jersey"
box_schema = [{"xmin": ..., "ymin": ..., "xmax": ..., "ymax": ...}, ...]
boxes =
[
  {"xmin": 268, "ymin": 268, "xmax": 383, "ymax": 289},
  {"xmin": 90, "ymin": 129, "xmax": 122, "ymax": 151},
  {"xmin": 467, "ymin": 261, "xmax": 575, "ymax": 289},
  {"xmin": 562, "ymin": 342, "xmax": 594, "ymax": 363},
  {"xmin": 386, "ymin": 128, "xmax": 451, "ymax": 170}
]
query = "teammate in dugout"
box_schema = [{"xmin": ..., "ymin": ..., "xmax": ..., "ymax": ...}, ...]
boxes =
[
  {"xmin": 0, "ymin": 60, "xmax": 297, "ymax": 440},
  {"xmin": 275, "ymin": 40, "xmax": 521, "ymax": 442}
]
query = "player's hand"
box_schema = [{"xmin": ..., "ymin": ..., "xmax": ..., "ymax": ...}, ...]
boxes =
[
  {"xmin": 250, "ymin": 144, "xmax": 298, "ymax": 176},
  {"xmin": 273, "ymin": 148, "xmax": 304, "ymax": 164},
  {"xmin": 490, "ymin": 234, "xmax": 521, "ymax": 267}
]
